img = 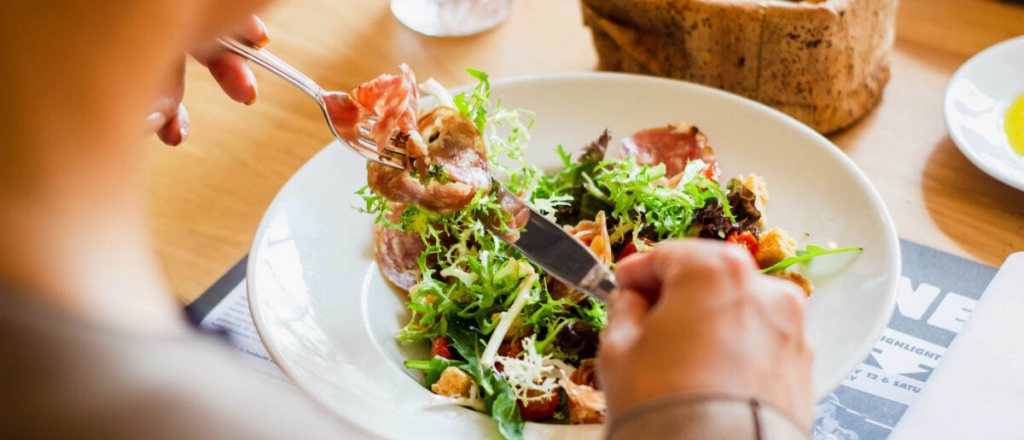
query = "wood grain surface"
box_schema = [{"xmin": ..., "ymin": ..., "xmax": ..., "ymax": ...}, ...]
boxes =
[{"xmin": 142, "ymin": 0, "xmax": 1024, "ymax": 304}]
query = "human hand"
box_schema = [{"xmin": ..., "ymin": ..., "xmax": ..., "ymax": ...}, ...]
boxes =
[
  {"xmin": 598, "ymin": 239, "xmax": 815, "ymax": 427},
  {"xmin": 145, "ymin": 14, "xmax": 270, "ymax": 146}
]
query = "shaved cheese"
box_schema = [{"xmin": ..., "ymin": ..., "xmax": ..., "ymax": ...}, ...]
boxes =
[
  {"xmin": 544, "ymin": 359, "xmax": 577, "ymax": 377},
  {"xmin": 420, "ymin": 78, "xmax": 456, "ymax": 109},
  {"xmin": 495, "ymin": 336, "xmax": 562, "ymax": 403}
]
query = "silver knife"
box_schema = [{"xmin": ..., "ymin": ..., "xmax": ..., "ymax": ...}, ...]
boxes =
[{"xmin": 485, "ymin": 181, "xmax": 619, "ymax": 303}]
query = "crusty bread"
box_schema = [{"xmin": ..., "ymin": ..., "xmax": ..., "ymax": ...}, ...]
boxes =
[{"xmin": 582, "ymin": 0, "xmax": 896, "ymax": 134}]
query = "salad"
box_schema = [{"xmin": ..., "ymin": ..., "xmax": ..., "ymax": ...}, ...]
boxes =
[{"xmin": 343, "ymin": 67, "xmax": 859, "ymax": 440}]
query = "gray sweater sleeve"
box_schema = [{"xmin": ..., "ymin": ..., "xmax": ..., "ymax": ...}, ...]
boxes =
[{"xmin": 607, "ymin": 394, "xmax": 811, "ymax": 440}]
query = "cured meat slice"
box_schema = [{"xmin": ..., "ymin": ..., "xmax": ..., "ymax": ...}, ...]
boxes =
[
  {"xmin": 565, "ymin": 211, "xmax": 613, "ymax": 266},
  {"xmin": 368, "ymin": 165, "xmax": 478, "ymax": 215},
  {"xmin": 416, "ymin": 107, "xmax": 490, "ymax": 190},
  {"xmin": 374, "ymin": 222, "xmax": 425, "ymax": 290},
  {"xmin": 620, "ymin": 122, "xmax": 716, "ymax": 177},
  {"xmin": 327, "ymin": 64, "xmax": 426, "ymax": 158},
  {"xmin": 560, "ymin": 369, "xmax": 606, "ymax": 424},
  {"xmin": 368, "ymin": 107, "xmax": 491, "ymax": 215}
]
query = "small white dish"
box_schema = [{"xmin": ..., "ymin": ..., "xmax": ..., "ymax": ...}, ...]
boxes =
[
  {"xmin": 247, "ymin": 73, "xmax": 901, "ymax": 440},
  {"xmin": 944, "ymin": 35, "xmax": 1024, "ymax": 192}
]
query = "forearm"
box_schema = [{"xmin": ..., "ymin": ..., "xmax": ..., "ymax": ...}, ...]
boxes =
[{"xmin": 607, "ymin": 394, "xmax": 810, "ymax": 440}]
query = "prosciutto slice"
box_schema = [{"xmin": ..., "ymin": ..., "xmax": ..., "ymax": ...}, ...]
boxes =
[
  {"xmin": 560, "ymin": 367, "xmax": 606, "ymax": 424},
  {"xmin": 620, "ymin": 122, "xmax": 716, "ymax": 177},
  {"xmin": 368, "ymin": 106, "xmax": 491, "ymax": 215},
  {"xmin": 327, "ymin": 64, "xmax": 426, "ymax": 159}
]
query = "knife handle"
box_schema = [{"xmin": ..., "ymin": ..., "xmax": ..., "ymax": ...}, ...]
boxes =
[{"xmin": 580, "ymin": 266, "xmax": 619, "ymax": 303}]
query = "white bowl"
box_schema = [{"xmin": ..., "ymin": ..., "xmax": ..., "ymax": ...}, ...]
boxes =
[
  {"xmin": 945, "ymin": 35, "xmax": 1024, "ymax": 192},
  {"xmin": 247, "ymin": 73, "xmax": 900, "ymax": 439}
]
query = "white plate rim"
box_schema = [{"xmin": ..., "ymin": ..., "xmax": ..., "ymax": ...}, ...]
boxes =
[{"xmin": 944, "ymin": 35, "xmax": 1024, "ymax": 192}]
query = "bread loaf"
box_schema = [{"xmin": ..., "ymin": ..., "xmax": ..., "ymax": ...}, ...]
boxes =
[{"xmin": 581, "ymin": 0, "xmax": 896, "ymax": 134}]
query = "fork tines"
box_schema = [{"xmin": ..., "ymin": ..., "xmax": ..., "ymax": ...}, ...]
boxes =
[{"xmin": 351, "ymin": 128, "xmax": 408, "ymax": 170}]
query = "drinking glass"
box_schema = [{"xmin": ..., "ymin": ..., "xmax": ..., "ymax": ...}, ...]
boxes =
[{"xmin": 391, "ymin": 0, "xmax": 513, "ymax": 37}]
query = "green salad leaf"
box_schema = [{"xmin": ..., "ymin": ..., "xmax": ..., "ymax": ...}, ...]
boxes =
[
  {"xmin": 448, "ymin": 319, "xmax": 525, "ymax": 440},
  {"xmin": 761, "ymin": 245, "xmax": 863, "ymax": 274},
  {"xmin": 453, "ymin": 68, "xmax": 491, "ymax": 133},
  {"xmin": 488, "ymin": 377, "xmax": 524, "ymax": 440},
  {"xmin": 590, "ymin": 158, "xmax": 730, "ymax": 240}
]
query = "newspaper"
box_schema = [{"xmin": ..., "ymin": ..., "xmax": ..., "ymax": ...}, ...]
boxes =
[
  {"xmin": 186, "ymin": 240, "xmax": 998, "ymax": 439},
  {"xmin": 812, "ymin": 240, "xmax": 997, "ymax": 440}
]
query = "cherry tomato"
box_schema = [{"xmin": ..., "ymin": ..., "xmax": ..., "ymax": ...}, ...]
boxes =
[
  {"xmin": 726, "ymin": 230, "xmax": 759, "ymax": 262},
  {"xmin": 702, "ymin": 162, "xmax": 720, "ymax": 182},
  {"xmin": 430, "ymin": 337, "xmax": 452, "ymax": 359},
  {"xmin": 518, "ymin": 390, "xmax": 559, "ymax": 421},
  {"xmin": 494, "ymin": 341, "xmax": 523, "ymax": 373},
  {"xmin": 617, "ymin": 237, "xmax": 655, "ymax": 261}
]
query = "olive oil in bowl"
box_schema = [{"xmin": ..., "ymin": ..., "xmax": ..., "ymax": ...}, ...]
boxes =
[{"xmin": 1007, "ymin": 93, "xmax": 1024, "ymax": 155}]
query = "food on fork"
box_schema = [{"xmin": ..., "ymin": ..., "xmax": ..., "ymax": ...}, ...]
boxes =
[
  {"xmin": 339, "ymin": 66, "xmax": 491, "ymax": 214},
  {"xmin": 332, "ymin": 64, "xmax": 425, "ymax": 158},
  {"xmin": 367, "ymin": 106, "xmax": 491, "ymax": 214},
  {"xmin": 352, "ymin": 66, "xmax": 860, "ymax": 439}
]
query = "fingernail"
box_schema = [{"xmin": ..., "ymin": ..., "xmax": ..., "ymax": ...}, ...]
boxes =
[
  {"xmin": 173, "ymin": 103, "xmax": 189, "ymax": 146},
  {"xmin": 245, "ymin": 67, "xmax": 258, "ymax": 105},
  {"xmin": 254, "ymin": 15, "xmax": 271, "ymax": 48}
]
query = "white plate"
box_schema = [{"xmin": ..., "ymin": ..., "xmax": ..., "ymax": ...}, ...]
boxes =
[
  {"xmin": 247, "ymin": 73, "xmax": 900, "ymax": 440},
  {"xmin": 945, "ymin": 35, "xmax": 1024, "ymax": 192}
]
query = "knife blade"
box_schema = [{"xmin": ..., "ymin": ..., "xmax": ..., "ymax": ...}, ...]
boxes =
[{"xmin": 485, "ymin": 181, "xmax": 618, "ymax": 302}]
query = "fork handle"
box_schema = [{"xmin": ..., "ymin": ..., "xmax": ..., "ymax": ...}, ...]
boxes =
[{"xmin": 217, "ymin": 37, "xmax": 324, "ymax": 102}]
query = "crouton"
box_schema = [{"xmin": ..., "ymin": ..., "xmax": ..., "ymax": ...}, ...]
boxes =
[
  {"xmin": 756, "ymin": 228, "xmax": 797, "ymax": 268},
  {"xmin": 743, "ymin": 174, "xmax": 769, "ymax": 227},
  {"xmin": 431, "ymin": 367, "xmax": 474, "ymax": 398},
  {"xmin": 773, "ymin": 270, "xmax": 815, "ymax": 297}
]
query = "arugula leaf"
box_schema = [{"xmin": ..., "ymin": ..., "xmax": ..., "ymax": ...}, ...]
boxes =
[
  {"xmin": 448, "ymin": 319, "xmax": 525, "ymax": 440},
  {"xmin": 447, "ymin": 319, "xmax": 486, "ymax": 375},
  {"xmin": 487, "ymin": 374, "xmax": 524, "ymax": 440},
  {"xmin": 761, "ymin": 245, "xmax": 862, "ymax": 274},
  {"xmin": 404, "ymin": 356, "xmax": 466, "ymax": 387}
]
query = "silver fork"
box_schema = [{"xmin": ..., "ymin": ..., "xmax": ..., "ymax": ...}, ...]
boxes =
[{"xmin": 217, "ymin": 37, "xmax": 406, "ymax": 169}]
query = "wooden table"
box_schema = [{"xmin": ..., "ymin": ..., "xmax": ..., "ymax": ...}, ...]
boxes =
[{"xmin": 145, "ymin": 0, "xmax": 1024, "ymax": 305}]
